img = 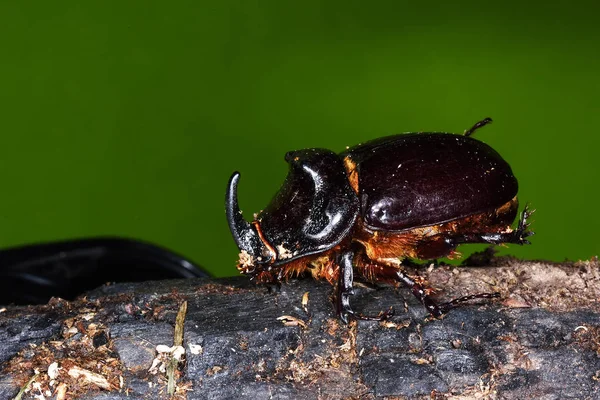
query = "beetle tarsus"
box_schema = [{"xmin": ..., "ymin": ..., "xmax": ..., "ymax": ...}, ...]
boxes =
[
  {"xmin": 512, "ymin": 204, "xmax": 535, "ymax": 245},
  {"xmin": 438, "ymin": 292, "xmax": 501, "ymax": 314},
  {"xmin": 340, "ymin": 306, "xmax": 395, "ymax": 323},
  {"xmin": 337, "ymin": 287, "xmax": 394, "ymax": 323},
  {"xmin": 490, "ymin": 204, "xmax": 535, "ymax": 245}
]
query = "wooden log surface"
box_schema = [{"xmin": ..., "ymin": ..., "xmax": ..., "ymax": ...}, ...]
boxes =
[{"xmin": 0, "ymin": 255, "xmax": 599, "ymax": 399}]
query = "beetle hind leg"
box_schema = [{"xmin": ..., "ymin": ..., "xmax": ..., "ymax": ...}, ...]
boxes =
[
  {"xmin": 445, "ymin": 205, "xmax": 535, "ymax": 248},
  {"xmin": 511, "ymin": 204, "xmax": 535, "ymax": 244}
]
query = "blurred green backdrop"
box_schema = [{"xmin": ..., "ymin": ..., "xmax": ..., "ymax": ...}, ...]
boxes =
[{"xmin": 0, "ymin": 2, "xmax": 598, "ymax": 277}]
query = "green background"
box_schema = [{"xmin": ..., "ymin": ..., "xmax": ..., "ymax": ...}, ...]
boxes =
[{"xmin": 0, "ymin": 2, "xmax": 598, "ymax": 277}]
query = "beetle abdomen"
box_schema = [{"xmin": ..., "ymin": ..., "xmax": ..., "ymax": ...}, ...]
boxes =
[{"xmin": 343, "ymin": 133, "xmax": 518, "ymax": 231}]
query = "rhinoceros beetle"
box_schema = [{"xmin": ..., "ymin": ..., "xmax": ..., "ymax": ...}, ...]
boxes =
[{"xmin": 226, "ymin": 118, "xmax": 533, "ymax": 323}]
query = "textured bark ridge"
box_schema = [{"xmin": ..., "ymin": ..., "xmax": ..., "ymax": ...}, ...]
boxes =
[{"xmin": 0, "ymin": 256, "xmax": 599, "ymax": 399}]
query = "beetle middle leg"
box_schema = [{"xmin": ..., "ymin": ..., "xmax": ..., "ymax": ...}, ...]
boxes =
[
  {"xmin": 357, "ymin": 262, "xmax": 445, "ymax": 317},
  {"xmin": 336, "ymin": 250, "xmax": 394, "ymax": 323},
  {"xmin": 356, "ymin": 261, "xmax": 500, "ymax": 318}
]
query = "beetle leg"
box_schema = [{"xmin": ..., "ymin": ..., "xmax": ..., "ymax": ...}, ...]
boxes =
[
  {"xmin": 336, "ymin": 251, "xmax": 394, "ymax": 323},
  {"xmin": 512, "ymin": 204, "xmax": 535, "ymax": 243},
  {"xmin": 336, "ymin": 251, "xmax": 355, "ymax": 324},
  {"xmin": 392, "ymin": 269, "xmax": 445, "ymax": 317},
  {"xmin": 437, "ymin": 292, "xmax": 501, "ymax": 314},
  {"xmin": 393, "ymin": 269, "xmax": 501, "ymax": 317},
  {"xmin": 355, "ymin": 261, "xmax": 443, "ymax": 317},
  {"xmin": 445, "ymin": 205, "xmax": 535, "ymax": 247},
  {"xmin": 357, "ymin": 261, "xmax": 500, "ymax": 318}
]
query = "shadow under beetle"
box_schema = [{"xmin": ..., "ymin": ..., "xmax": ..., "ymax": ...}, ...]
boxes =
[{"xmin": 226, "ymin": 118, "xmax": 533, "ymax": 323}]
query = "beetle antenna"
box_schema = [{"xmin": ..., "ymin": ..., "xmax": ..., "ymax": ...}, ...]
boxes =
[{"xmin": 464, "ymin": 117, "xmax": 493, "ymax": 137}]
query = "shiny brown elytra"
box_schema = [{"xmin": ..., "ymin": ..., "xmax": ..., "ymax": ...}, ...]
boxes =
[{"xmin": 226, "ymin": 118, "xmax": 533, "ymax": 322}]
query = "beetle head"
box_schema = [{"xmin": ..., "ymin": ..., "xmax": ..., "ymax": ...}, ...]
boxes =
[{"xmin": 226, "ymin": 149, "xmax": 359, "ymax": 274}]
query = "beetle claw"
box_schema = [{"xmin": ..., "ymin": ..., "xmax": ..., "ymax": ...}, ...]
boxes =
[
  {"xmin": 512, "ymin": 204, "xmax": 535, "ymax": 244},
  {"xmin": 338, "ymin": 293, "xmax": 395, "ymax": 322},
  {"xmin": 340, "ymin": 311, "xmax": 350, "ymax": 325}
]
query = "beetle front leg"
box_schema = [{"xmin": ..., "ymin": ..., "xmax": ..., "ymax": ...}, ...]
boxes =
[
  {"xmin": 336, "ymin": 251, "xmax": 354, "ymax": 324},
  {"xmin": 336, "ymin": 251, "xmax": 394, "ymax": 323}
]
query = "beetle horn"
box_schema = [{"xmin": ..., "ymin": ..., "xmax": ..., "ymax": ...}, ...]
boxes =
[{"xmin": 226, "ymin": 172, "xmax": 260, "ymax": 254}]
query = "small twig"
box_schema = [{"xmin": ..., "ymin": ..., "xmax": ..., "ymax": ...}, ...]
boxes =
[
  {"xmin": 167, "ymin": 301, "xmax": 188, "ymax": 396},
  {"xmin": 13, "ymin": 372, "xmax": 37, "ymax": 400}
]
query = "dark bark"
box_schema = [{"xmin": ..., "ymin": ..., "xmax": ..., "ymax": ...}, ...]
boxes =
[{"xmin": 0, "ymin": 256, "xmax": 599, "ymax": 399}]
